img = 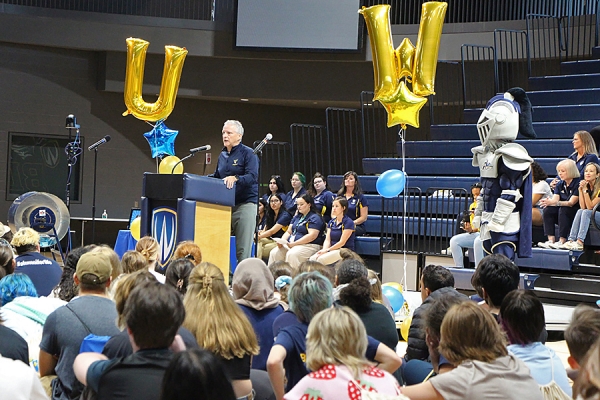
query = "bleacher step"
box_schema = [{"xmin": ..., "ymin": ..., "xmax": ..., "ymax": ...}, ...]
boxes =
[
  {"xmin": 561, "ymin": 59, "xmax": 600, "ymax": 75},
  {"xmin": 527, "ymin": 88, "xmax": 600, "ymax": 106},
  {"xmin": 401, "ymin": 139, "xmax": 573, "ymax": 158},
  {"xmin": 464, "ymin": 104, "xmax": 600, "ymax": 124},
  {"xmin": 593, "ymin": 46, "xmax": 600, "ymax": 59},
  {"xmin": 362, "ymin": 157, "xmax": 561, "ymax": 176},
  {"xmin": 430, "ymin": 120, "xmax": 600, "ymax": 140},
  {"xmin": 529, "ymin": 73, "xmax": 600, "ymax": 91},
  {"xmin": 550, "ymin": 276, "xmax": 600, "ymax": 295}
]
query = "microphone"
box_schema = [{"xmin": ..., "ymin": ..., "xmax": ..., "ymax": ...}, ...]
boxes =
[
  {"xmin": 189, "ymin": 144, "xmax": 211, "ymax": 154},
  {"xmin": 253, "ymin": 133, "xmax": 273, "ymax": 154},
  {"xmin": 88, "ymin": 135, "xmax": 111, "ymax": 151}
]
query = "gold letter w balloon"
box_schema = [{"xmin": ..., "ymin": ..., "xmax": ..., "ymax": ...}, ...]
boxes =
[
  {"xmin": 360, "ymin": 2, "xmax": 447, "ymax": 128},
  {"xmin": 123, "ymin": 38, "xmax": 188, "ymax": 122}
]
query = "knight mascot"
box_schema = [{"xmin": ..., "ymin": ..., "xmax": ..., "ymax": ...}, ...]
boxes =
[{"xmin": 472, "ymin": 87, "xmax": 536, "ymax": 261}]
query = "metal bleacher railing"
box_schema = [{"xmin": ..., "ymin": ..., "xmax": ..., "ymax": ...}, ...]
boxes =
[{"xmin": 381, "ymin": 188, "xmax": 469, "ymax": 255}]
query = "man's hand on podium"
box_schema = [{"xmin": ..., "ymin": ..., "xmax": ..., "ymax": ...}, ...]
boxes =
[{"xmin": 223, "ymin": 176, "xmax": 238, "ymax": 189}]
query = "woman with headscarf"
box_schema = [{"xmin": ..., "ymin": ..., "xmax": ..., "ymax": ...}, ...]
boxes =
[{"xmin": 232, "ymin": 258, "xmax": 284, "ymax": 371}]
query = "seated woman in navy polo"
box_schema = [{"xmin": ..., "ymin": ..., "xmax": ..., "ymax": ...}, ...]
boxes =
[
  {"xmin": 307, "ymin": 172, "xmax": 335, "ymax": 223},
  {"xmin": 337, "ymin": 171, "xmax": 369, "ymax": 236},
  {"xmin": 256, "ymin": 193, "xmax": 293, "ymax": 262},
  {"xmin": 310, "ymin": 197, "xmax": 355, "ymax": 266},
  {"xmin": 262, "ymin": 175, "xmax": 287, "ymax": 204},
  {"xmin": 284, "ymin": 172, "xmax": 307, "ymax": 216},
  {"xmin": 538, "ymin": 159, "xmax": 581, "ymax": 249},
  {"xmin": 268, "ymin": 194, "xmax": 324, "ymax": 269}
]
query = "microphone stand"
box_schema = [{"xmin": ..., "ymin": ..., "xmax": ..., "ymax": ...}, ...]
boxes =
[
  {"xmin": 91, "ymin": 147, "xmax": 99, "ymax": 244},
  {"xmin": 171, "ymin": 152, "xmax": 195, "ymax": 174},
  {"xmin": 253, "ymin": 142, "xmax": 265, "ymax": 258}
]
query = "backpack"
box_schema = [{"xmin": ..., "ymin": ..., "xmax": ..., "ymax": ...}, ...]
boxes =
[{"xmin": 65, "ymin": 304, "xmax": 112, "ymax": 353}]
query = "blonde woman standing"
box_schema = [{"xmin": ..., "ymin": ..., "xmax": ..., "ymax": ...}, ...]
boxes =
[{"xmin": 183, "ymin": 262, "xmax": 258, "ymax": 400}]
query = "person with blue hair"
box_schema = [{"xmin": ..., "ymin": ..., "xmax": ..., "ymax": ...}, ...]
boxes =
[
  {"xmin": 266, "ymin": 271, "xmax": 402, "ymax": 399},
  {"xmin": 1, "ymin": 272, "xmax": 65, "ymax": 369},
  {"xmin": 0, "ymin": 273, "xmax": 37, "ymax": 305}
]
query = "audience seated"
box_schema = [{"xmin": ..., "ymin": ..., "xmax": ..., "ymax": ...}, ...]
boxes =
[
  {"xmin": 74, "ymin": 281, "xmax": 185, "ymax": 400},
  {"xmin": 172, "ymin": 241, "xmax": 203, "ymax": 266},
  {"xmin": 49, "ymin": 246, "xmax": 94, "ymax": 302},
  {"xmin": 565, "ymin": 305, "xmax": 600, "ymax": 379},
  {"xmin": 135, "ymin": 236, "xmax": 165, "ymax": 282},
  {"xmin": 307, "ymin": 172, "xmax": 336, "ymax": 223},
  {"xmin": 310, "ymin": 197, "xmax": 356, "ymax": 265},
  {"xmin": 160, "ymin": 348, "xmax": 236, "ymax": 400},
  {"xmin": 284, "ymin": 172, "xmax": 307, "ymax": 216},
  {"xmin": 0, "ymin": 353, "xmax": 48, "ymax": 400},
  {"xmin": 532, "ymin": 161, "xmax": 552, "ymax": 227},
  {"xmin": 405, "ymin": 265, "xmax": 466, "ymax": 363},
  {"xmin": 539, "ymin": 159, "xmax": 581, "ymax": 248},
  {"xmin": 402, "ymin": 295, "xmax": 467, "ymax": 385},
  {"xmin": 367, "ymin": 269, "xmax": 394, "ymax": 317},
  {"xmin": 573, "ymin": 336, "xmax": 600, "ymax": 400},
  {"xmin": 102, "ymin": 270, "xmax": 198, "ymax": 359},
  {"xmin": 557, "ymin": 162, "xmax": 600, "ymax": 250},
  {"xmin": 120, "ymin": 250, "xmax": 148, "ymax": 274},
  {"xmin": 39, "ymin": 252, "xmax": 120, "ymax": 400},
  {"xmin": 471, "ymin": 254, "xmax": 548, "ymax": 343},
  {"xmin": 0, "ymin": 316, "xmax": 29, "ymax": 365},
  {"xmin": 269, "ymin": 260, "xmax": 293, "ymax": 308},
  {"xmin": 335, "ymin": 260, "xmax": 399, "ymax": 352},
  {"xmin": 285, "ymin": 306, "xmax": 402, "ymax": 400},
  {"xmin": 91, "ymin": 245, "xmax": 122, "ymax": 282},
  {"xmin": 298, "ymin": 260, "xmax": 335, "ymax": 285},
  {"xmin": 183, "ymin": 262, "xmax": 258, "ymax": 399},
  {"xmin": 0, "ymin": 241, "xmax": 15, "ymax": 278},
  {"xmin": 232, "ymin": 258, "xmax": 284, "ymax": 370},
  {"xmin": 401, "ymin": 301, "xmax": 544, "ymax": 400},
  {"xmin": 263, "ymin": 175, "xmax": 287, "ymax": 205},
  {"xmin": 449, "ymin": 182, "xmax": 484, "ymax": 268},
  {"xmin": 266, "ymin": 271, "xmax": 401, "ymax": 400},
  {"xmin": 500, "ymin": 289, "xmax": 572, "ymax": 397},
  {"xmin": 257, "ymin": 193, "xmax": 293, "ymax": 262},
  {"xmin": 11, "ymin": 228, "xmax": 62, "ymax": 297},
  {"xmin": 337, "ymin": 171, "xmax": 369, "ymax": 236},
  {"xmin": 569, "ymin": 130, "xmax": 600, "ymax": 179},
  {"xmin": 0, "ymin": 274, "xmax": 65, "ymax": 367},
  {"xmin": 268, "ymin": 194, "xmax": 325, "ymax": 269},
  {"xmin": 164, "ymin": 258, "xmax": 194, "ymax": 296}
]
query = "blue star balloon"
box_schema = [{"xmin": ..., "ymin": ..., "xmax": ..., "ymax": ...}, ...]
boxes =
[{"xmin": 143, "ymin": 121, "xmax": 178, "ymax": 158}]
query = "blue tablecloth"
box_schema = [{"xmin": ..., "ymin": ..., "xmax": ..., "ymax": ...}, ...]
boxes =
[{"xmin": 114, "ymin": 230, "xmax": 137, "ymax": 258}]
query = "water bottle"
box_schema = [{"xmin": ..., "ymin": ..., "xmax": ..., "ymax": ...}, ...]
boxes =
[{"xmin": 101, "ymin": 210, "xmax": 108, "ymax": 219}]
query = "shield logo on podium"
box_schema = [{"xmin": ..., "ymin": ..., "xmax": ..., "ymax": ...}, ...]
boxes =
[{"xmin": 152, "ymin": 207, "xmax": 177, "ymax": 271}]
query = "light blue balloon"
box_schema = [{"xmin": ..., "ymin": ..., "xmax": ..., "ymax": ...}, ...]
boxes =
[
  {"xmin": 376, "ymin": 169, "xmax": 406, "ymax": 198},
  {"xmin": 382, "ymin": 285, "xmax": 405, "ymax": 313}
]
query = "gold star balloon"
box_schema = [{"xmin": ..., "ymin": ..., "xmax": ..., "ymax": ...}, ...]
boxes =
[{"xmin": 380, "ymin": 81, "xmax": 428, "ymax": 129}]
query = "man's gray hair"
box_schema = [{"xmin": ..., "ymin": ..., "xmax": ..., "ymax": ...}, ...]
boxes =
[{"xmin": 223, "ymin": 120, "xmax": 244, "ymax": 136}]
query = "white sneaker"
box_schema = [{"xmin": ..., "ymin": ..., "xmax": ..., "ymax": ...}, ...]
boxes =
[
  {"xmin": 537, "ymin": 241, "xmax": 553, "ymax": 249},
  {"xmin": 549, "ymin": 241, "xmax": 567, "ymax": 249},
  {"xmin": 564, "ymin": 241, "xmax": 584, "ymax": 251}
]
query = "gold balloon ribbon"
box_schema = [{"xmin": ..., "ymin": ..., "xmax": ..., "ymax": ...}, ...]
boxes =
[
  {"xmin": 123, "ymin": 38, "xmax": 188, "ymax": 122},
  {"xmin": 360, "ymin": 2, "xmax": 447, "ymax": 128}
]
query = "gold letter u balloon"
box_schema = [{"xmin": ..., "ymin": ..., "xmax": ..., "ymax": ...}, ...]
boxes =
[
  {"xmin": 123, "ymin": 38, "xmax": 188, "ymax": 122},
  {"xmin": 360, "ymin": 2, "xmax": 447, "ymax": 128}
]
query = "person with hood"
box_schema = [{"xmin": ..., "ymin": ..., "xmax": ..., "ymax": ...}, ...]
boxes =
[{"xmin": 232, "ymin": 258, "xmax": 284, "ymax": 370}]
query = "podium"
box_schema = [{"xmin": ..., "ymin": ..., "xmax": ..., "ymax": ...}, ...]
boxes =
[{"xmin": 140, "ymin": 173, "xmax": 235, "ymax": 283}]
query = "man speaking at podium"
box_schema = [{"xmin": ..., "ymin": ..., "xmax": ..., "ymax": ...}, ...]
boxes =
[{"xmin": 210, "ymin": 120, "xmax": 259, "ymax": 262}]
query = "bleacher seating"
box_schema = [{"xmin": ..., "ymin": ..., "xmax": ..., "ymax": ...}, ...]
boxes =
[{"xmin": 326, "ymin": 45, "xmax": 600, "ymax": 276}]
